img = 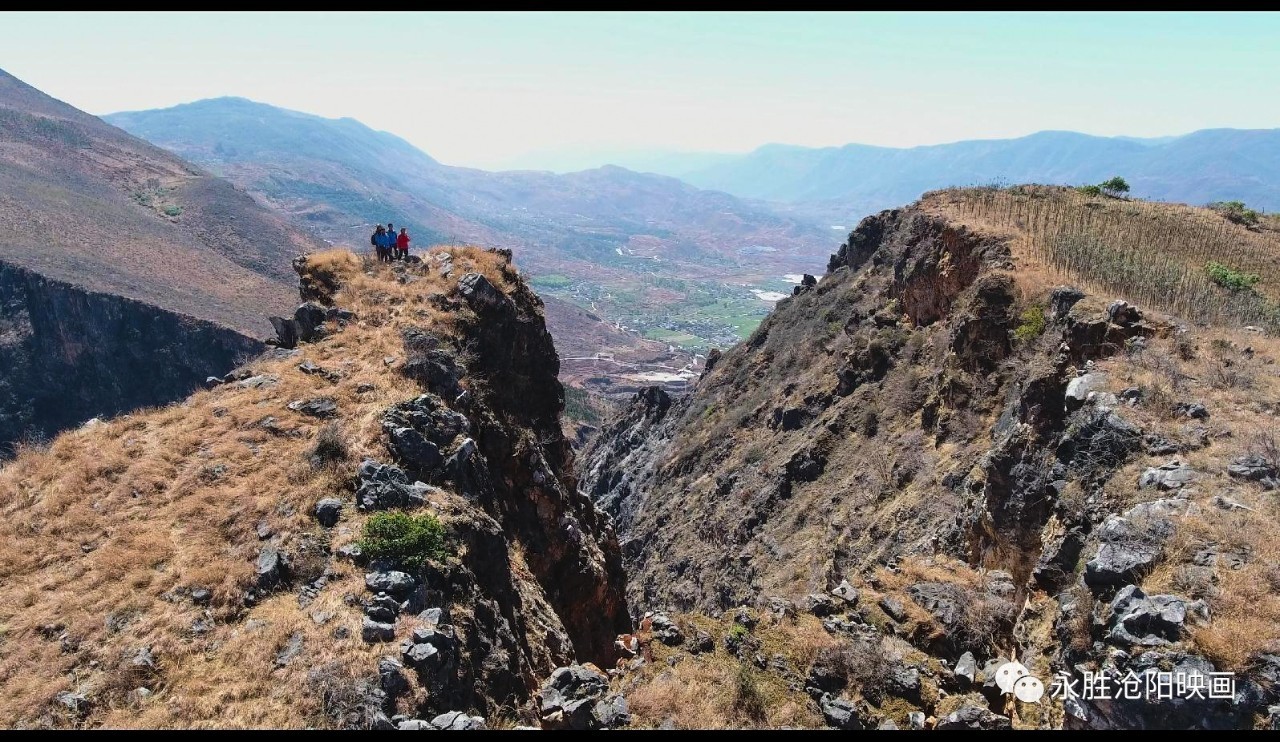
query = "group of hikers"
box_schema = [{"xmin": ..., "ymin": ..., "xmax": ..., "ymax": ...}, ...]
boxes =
[{"xmin": 371, "ymin": 223, "xmax": 410, "ymax": 262}]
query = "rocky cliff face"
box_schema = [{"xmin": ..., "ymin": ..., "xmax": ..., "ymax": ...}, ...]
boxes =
[
  {"xmin": 0, "ymin": 259, "xmax": 263, "ymax": 451},
  {"xmin": 582, "ymin": 205, "xmax": 1280, "ymax": 729},
  {"xmin": 0, "ymin": 247, "xmax": 630, "ymax": 729}
]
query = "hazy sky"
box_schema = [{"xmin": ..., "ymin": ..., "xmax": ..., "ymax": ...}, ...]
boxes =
[{"xmin": 3, "ymin": 11, "xmax": 1277, "ymax": 171}]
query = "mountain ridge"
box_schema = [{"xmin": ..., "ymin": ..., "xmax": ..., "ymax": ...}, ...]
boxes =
[{"xmin": 627, "ymin": 128, "xmax": 1280, "ymax": 219}]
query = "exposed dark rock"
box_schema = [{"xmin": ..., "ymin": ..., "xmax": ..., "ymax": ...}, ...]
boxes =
[
  {"xmin": 314, "ymin": 498, "xmax": 343, "ymax": 528},
  {"xmin": 1105, "ymin": 585, "xmax": 1189, "ymax": 647},
  {"xmin": 879, "ymin": 596, "xmax": 907, "ymax": 622},
  {"xmin": 1048, "ymin": 286, "xmax": 1086, "ymax": 322},
  {"xmin": 937, "ymin": 703, "xmax": 1012, "ymax": 730},
  {"xmin": 287, "ymin": 397, "xmax": 337, "ymax": 419},
  {"xmin": 1139, "ymin": 460, "xmax": 1196, "ymax": 491},
  {"xmin": 1057, "ymin": 407, "xmax": 1143, "ymax": 479},
  {"xmin": 354, "ymin": 459, "xmax": 433, "ymax": 512},
  {"xmin": 1227, "ymin": 454, "xmax": 1279, "ymax": 490},
  {"xmin": 364, "ymin": 570, "xmax": 415, "ymax": 596},
  {"xmin": 649, "ymin": 612, "xmax": 684, "ymax": 646},
  {"xmin": 1173, "ymin": 401, "xmax": 1210, "ymax": 420},
  {"xmin": 538, "ymin": 665, "xmax": 628, "ymax": 730},
  {"xmin": 819, "ymin": 694, "xmax": 863, "ymax": 730},
  {"xmin": 256, "ymin": 546, "xmax": 288, "ymax": 590},
  {"xmin": 361, "ymin": 617, "xmax": 395, "ymax": 643},
  {"xmin": 1084, "ymin": 514, "xmax": 1173, "ymax": 590}
]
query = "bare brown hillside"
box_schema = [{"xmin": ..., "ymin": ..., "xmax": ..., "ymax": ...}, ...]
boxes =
[{"xmin": 0, "ymin": 68, "xmax": 322, "ymax": 337}]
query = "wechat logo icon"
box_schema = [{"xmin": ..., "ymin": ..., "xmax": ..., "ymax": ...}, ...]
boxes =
[{"xmin": 995, "ymin": 661, "xmax": 1045, "ymax": 703}]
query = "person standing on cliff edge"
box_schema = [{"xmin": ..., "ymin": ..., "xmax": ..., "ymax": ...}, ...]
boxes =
[{"xmin": 396, "ymin": 227, "xmax": 410, "ymax": 261}]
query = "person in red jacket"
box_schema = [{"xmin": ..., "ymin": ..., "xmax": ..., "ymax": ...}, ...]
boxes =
[{"xmin": 396, "ymin": 227, "xmax": 410, "ymax": 260}]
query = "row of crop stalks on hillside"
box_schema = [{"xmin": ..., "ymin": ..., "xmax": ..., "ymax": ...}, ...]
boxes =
[{"xmin": 945, "ymin": 186, "xmax": 1280, "ymax": 331}]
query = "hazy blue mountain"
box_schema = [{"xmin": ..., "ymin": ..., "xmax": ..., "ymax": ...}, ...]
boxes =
[
  {"xmin": 636, "ymin": 129, "xmax": 1280, "ymax": 219},
  {"xmin": 106, "ymin": 98, "xmax": 833, "ymax": 351}
]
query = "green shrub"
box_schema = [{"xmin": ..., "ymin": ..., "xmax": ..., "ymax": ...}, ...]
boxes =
[
  {"xmin": 356, "ymin": 511, "xmax": 447, "ymax": 569},
  {"xmin": 1013, "ymin": 304, "xmax": 1047, "ymax": 343},
  {"xmin": 728, "ymin": 624, "xmax": 749, "ymax": 642},
  {"xmin": 1100, "ymin": 176, "xmax": 1130, "ymax": 198},
  {"xmin": 163, "ymin": 205, "xmax": 183, "ymax": 217},
  {"xmin": 1205, "ymin": 261, "xmax": 1260, "ymax": 292},
  {"xmin": 1076, "ymin": 184, "xmax": 1102, "ymax": 197},
  {"xmin": 1208, "ymin": 200, "xmax": 1261, "ymax": 227}
]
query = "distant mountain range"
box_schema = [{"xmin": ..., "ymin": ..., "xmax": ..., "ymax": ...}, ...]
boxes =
[
  {"xmin": 621, "ymin": 129, "xmax": 1280, "ymax": 223},
  {"xmin": 107, "ymin": 98, "xmax": 833, "ymax": 351}
]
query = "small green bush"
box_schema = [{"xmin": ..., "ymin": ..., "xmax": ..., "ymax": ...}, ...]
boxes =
[
  {"xmin": 1205, "ymin": 261, "xmax": 1260, "ymax": 292},
  {"xmin": 1100, "ymin": 176, "xmax": 1130, "ymax": 198},
  {"xmin": 1208, "ymin": 200, "xmax": 1261, "ymax": 227},
  {"xmin": 1013, "ymin": 304, "xmax": 1047, "ymax": 343},
  {"xmin": 1076, "ymin": 184, "xmax": 1102, "ymax": 197},
  {"xmin": 163, "ymin": 205, "xmax": 183, "ymax": 217},
  {"xmin": 356, "ymin": 511, "xmax": 447, "ymax": 569}
]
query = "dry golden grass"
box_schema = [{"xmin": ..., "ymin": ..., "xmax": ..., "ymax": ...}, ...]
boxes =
[
  {"xmin": 620, "ymin": 610, "xmax": 831, "ymax": 730},
  {"xmin": 0, "ymin": 247, "xmax": 515, "ymax": 728},
  {"xmin": 926, "ymin": 186, "xmax": 1280, "ymax": 331}
]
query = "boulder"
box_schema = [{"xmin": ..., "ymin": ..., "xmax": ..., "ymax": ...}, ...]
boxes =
[
  {"xmin": 287, "ymin": 397, "xmax": 338, "ymax": 419},
  {"xmin": 801, "ymin": 593, "xmax": 840, "ymax": 617},
  {"xmin": 255, "ymin": 547, "xmax": 287, "ymax": 590},
  {"xmin": 1173, "ymin": 401, "xmax": 1209, "ymax": 420},
  {"xmin": 361, "ymin": 617, "xmax": 395, "ymax": 643},
  {"xmin": 1084, "ymin": 514, "xmax": 1172, "ymax": 589},
  {"xmin": 314, "ymin": 498, "xmax": 343, "ymax": 528},
  {"xmin": 879, "ymin": 596, "xmax": 907, "ymax": 622},
  {"xmin": 294, "ymin": 302, "xmax": 328, "ymax": 342},
  {"xmin": 364, "ymin": 570, "xmax": 415, "ymax": 595},
  {"xmin": 1065, "ymin": 372, "xmax": 1108, "ymax": 411},
  {"xmin": 954, "ymin": 652, "xmax": 978, "ymax": 687},
  {"xmin": 385, "ymin": 427, "xmax": 442, "ymax": 472},
  {"xmin": 1139, "ymin": 460, "xmax": 1196, "ymax": 491},
  {"xmin": 831, "ymin": 579, "xmax": 859, "ymax": 605},
  {"xmin": 55, "ymin": 691, "xmax": 91, "ymax": 717},
  {"xmin": 354, "ymin": 459, "xmax": 434, "ymax": 512},
  {"xmin": 1106, "ymin": 585, "xmax": 1188, "ymax": 647},
  {"xmin": 819, "ymin": 694, "xmax": 863, "ymax": 730},
  {"xmin": 655, "ymin": 611, "xmax": 686, "ymax": 647},
  {"xmin": 364, "ymin": 592, "xmax": 400, "ymax": 623},
  {"xmin": 1227, "ymin": 454, "xmax": 1279, "ymax": 490},
  {"xmin": 429, "ymin": 711, "xmax": 487, "ymax": 730},
  {"xmin": 936, "ymin": 703, "xmax": 1012, "ymax": 730},
  {"xmin": 538, "ymin": 665, "xmax": 626, "ymax": 730}
]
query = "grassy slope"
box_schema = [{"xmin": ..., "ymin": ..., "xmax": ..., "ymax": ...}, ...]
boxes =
[
  {"xmin": 0, "ymin": 248, "xmax": 518, "ymax": 728},
  {"xmin": 0, "ymin": 70, "xmax": 324, "ymax": 336}
]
